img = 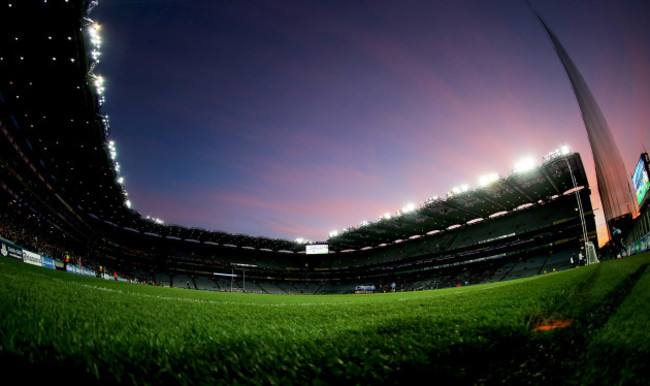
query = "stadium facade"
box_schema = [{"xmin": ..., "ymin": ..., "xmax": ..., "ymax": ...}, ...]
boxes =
[
  {"xmin": 1, "ymin": 0, "xmax": 603, "ymax": 293},
  {"xmin": 529, "ymin": 5, "xmax": 639, "ymax": 231}
]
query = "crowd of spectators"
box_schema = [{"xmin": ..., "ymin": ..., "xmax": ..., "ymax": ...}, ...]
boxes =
[
  {"xmin": 0, "ymin": 213, "xmax": 95, "ymax": 270},
  {"xmin": 1, "ymin": 215, "xmax": 66, "ymax": 260}
]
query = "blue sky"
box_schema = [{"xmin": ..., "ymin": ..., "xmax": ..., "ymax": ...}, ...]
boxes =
[{"xmin": 93, "ymin": 0, "xmax": 650, "ymax": 243}]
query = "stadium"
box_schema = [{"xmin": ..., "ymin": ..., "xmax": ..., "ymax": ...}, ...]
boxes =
[{"xmin": 2, "ymin": 1, "xmax": 650, "ymax": 384}]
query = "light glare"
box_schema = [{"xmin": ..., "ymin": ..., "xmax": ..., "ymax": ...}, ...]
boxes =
[
  {"xmin": 402, "ymin": 203, "xmax": 416, "ymax": 213},
  {"xmin": 478, "ymin": 173, "xmax": 499, "ymax": 187},
  {"xmin": 514, "ymin": 157, "xmax": 536, "ymax": 174}
]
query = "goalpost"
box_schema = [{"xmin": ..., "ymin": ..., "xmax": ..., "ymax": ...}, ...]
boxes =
[{"xmin": 586, "ymin": 241, "xmax": 599, "ymax": 265}]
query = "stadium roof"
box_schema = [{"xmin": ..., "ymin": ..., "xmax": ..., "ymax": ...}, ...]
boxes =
[
  {"xmin": 327, "ymin": 152, "xmax": 589, "ymax": 251},
  {"xmin": 0, "ymin": 0, "xmax": 590, "ymax": 254}
]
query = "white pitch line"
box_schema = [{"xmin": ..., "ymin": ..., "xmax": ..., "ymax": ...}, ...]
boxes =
[{"xmin": 75, "ymin": 282, "xmax": 360, "ymax": 307}]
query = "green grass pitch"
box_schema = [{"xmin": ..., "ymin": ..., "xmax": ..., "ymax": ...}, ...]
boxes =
[{"xmin": 1, "ymin": 253, "xmax": 649, "ymax": 384}]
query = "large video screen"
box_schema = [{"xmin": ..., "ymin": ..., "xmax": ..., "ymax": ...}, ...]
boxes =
[
  {"xmin": 306, "ymin": 244, "xmax": 329, "ymax": 255},
  {"xmin": 632, "ymin": 155, "xmax": 650, "ymax": 207}
]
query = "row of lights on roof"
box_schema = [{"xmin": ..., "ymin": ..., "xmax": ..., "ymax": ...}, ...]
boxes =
[
  {"xmin": 108, "ymin": 139, "xmax": 117, "ymax": 161},
  {"xmin": 84, "ymin": 18, "xmax": 132, "ymax": 212},
  {"xmin": 88, "ymin": 22, "xmax": 102, "ymax": 62},
  {"xmin": 87, "ymin": 22, "xmax": 105, "ymax": 105},
  {"xmin": 146, "ymin": 216, "xmax": 165, "ymax": 225},
  {"xmin": 108, "ymin": 140, "xmax": 130, "ymax": 208},
  {"xmin": 326, "ymin": 146, "xmax": 572, "ymax": 240},
  {"xmin": 544, "ymin": 145, "xmax": 571, "ymax": 163}
]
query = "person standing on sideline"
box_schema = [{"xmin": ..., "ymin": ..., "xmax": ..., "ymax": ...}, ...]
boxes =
[{"xmin": 612, "ymin": 226, "xmax": 626, "ymax": 257}]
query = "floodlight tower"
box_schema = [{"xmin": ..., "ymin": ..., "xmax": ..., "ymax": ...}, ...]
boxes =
[
  {"xmin": 565, "ymin": 153, "xmax": 590, "ymax": 259},
  {"xmin": 527, "ymin": 2, "xmax": 639, "ymax": 235}
]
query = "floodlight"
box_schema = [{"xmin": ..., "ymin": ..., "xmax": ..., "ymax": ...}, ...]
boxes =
[
  {"xmin": 402, "ymin": 203, "xmax": 416, "ymax": 213},
  {"xmin": 513, "ymin": 157, "xmax": 536, "ymax": 174},
  {"xmin": 329, "ymin": 230, "xmax": 338, "ymax": 238},
  {"xmin": 451, "ymin": 185, "xmax": 468, "ymax": 194},
  {"xmin": 146, "ymin": 215, "xmax": 164, "ymax": 225},
  {"xmin": 125, "ymin": 200, "xmax": 132, "ymax": 209},
  {"xmin": 117, "ymin": 177, "xmax": 124, "ymax": 185},
  {"xmin": 478, "ymin": 173, "xmax": 499, "ymax": 187},
  {"xmin": 88, "ymin": 23, "xmax": 102, "ymax": 47},
  {"xmin": 93, "ymin": 75, "xmax": 105, "ymax": 95},
  {"xmin": 560, "ymin": 145, "xmax": 570, "ymax": 155}
]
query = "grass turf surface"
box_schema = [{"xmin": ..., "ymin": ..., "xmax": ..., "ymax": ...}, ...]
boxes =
[{"xmin": 1, "ymin": 253, "xmax": 649, "ymax": 384}]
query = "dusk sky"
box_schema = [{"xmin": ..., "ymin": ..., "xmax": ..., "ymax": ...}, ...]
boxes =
[{"xmin": 93, "ymin": 0, "xmax": 650, "ymax": 243}]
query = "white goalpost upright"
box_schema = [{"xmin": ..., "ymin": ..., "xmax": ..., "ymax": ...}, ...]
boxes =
[{"xmin": 586, "ymin": 241, "xmax": 599, "ymax": 265}]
